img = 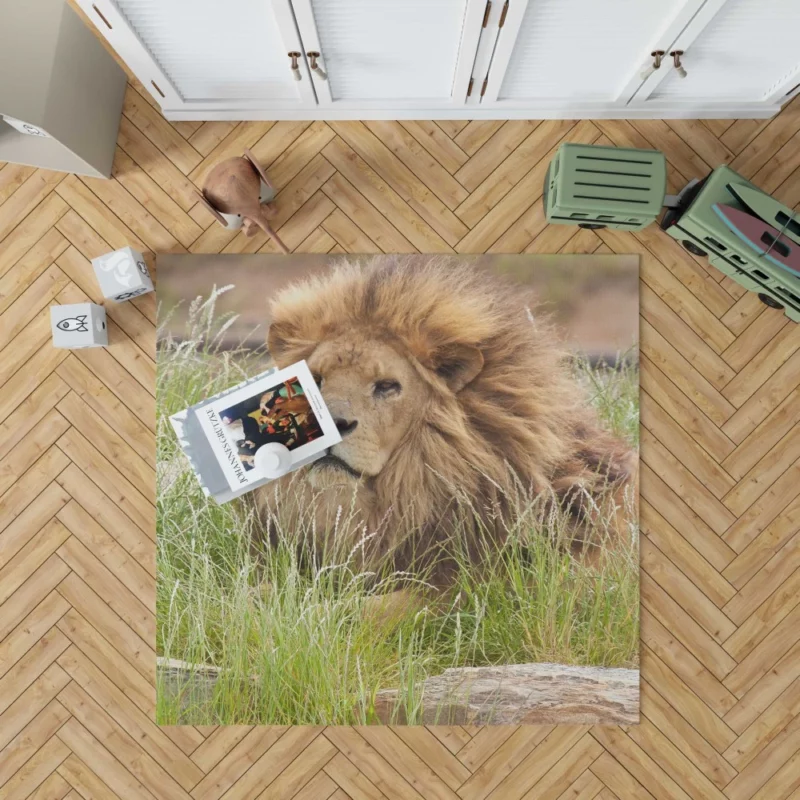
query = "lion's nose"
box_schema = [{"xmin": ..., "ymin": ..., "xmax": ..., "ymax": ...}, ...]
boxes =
[{"xmin": 334, "ymin": 418, "xmax": 358, "ymax": 437}]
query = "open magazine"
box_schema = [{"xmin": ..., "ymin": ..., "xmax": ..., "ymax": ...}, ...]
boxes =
[{"xmin": 170, "ymin": 361, "xmax": 341, "ymax": 503}]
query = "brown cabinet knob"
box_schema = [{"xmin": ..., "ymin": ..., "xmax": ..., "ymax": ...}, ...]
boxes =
[{"xmin": 288, "ymin": 52, "xmax": 302, "ymax": 81}]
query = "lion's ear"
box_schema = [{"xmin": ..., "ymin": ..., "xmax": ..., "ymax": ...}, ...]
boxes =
[{"xmin": 431, "ymin": 343, "xmax": 484, "ymax": 392}]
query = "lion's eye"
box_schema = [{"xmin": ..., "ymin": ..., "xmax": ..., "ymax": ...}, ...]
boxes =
[
  {"xmin": 373, "ymin": 379, "xmax": 401, "ymax": 398},
  {"xmin": 312, "ymin": 373, "xmax": 323, "ymax": 389}
]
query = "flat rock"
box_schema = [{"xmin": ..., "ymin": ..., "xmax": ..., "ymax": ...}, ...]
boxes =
[
  {"xmin": 373, "ymin": 662, "xmax": 639, "ymax": 725},
  {"xmin": 157, "ymin": 658, "xmax": 639, "ymax": 725}
]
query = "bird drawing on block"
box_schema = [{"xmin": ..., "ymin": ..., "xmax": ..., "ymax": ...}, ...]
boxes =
[{"xmin": 196, "ymin": 149, "xmax": 290, "ymax": 254}]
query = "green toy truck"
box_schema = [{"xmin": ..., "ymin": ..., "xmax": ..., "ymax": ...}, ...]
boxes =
[
  {"xmin": 660, "ymin": 165, "xmax": 800, "ymax": 322},
  {"xmin": 544, "ymin": 142, "xmax": 800, "ymax": 322}
]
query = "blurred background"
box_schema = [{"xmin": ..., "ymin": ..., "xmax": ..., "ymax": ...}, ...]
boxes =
[{"xmin": 157, "ymin": 254, "xmax": 639, "ymax": 363}]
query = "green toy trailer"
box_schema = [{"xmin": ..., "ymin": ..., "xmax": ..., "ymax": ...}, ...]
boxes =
[
  {"xmin": 660, "ymin": 165, "xmax": 800, "ymax": 323},
  {"xmin": 544, "ymin": 143, "xmax": 667, "ymax": 231}
]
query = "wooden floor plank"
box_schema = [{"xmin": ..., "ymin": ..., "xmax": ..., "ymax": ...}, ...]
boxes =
[
  {"xmin": 456, "ymin": 727, "xmax": 551, "ymax": 800},
  {"xmin": 0, "ymin": 163, "xmax": 36, "ymax": 206},
  {"xmin": 724, "ymin": 645, "xmax": 800, "ymax": 734},
  {"xmin": 390, "ymin": 727, "xmax": 472, "ymax": 791},
  {"xmin": 639, "ymin": 680, "xmax": 737, "ymax": 790},
  {"xmin": 189, "ymin": 727, "xmax": 288, "ymax": 800},
  {"xmin": 0, "ymin": 170, "xmax": 64, "ymax": 243},
  {"xmin": 0, "ymin": 628, "xmax": 70, "ymax": 727},
  {"xmin": 1, "ymin": 73, "xmax": 799, "ymax": 800},
  {"xmin": 591, "ymin": 726, "xmax": 696, "ymax": 800},
  {"xmin": 56, "ymin": 572, "xmax": 155, "ymax": 683},
  {"xmin": 122, "ymin": 85, "xmax": 202, "ymax": 176},
  {"xmin": 0, "ymin": 193, "xmax": 69, "ymax": 279},
  {"xmin": 640, "ymin": 647, "xmax": 737, "ymax": 753},
  {"xmin": 321, "ymin": 170, "xmax": 417, "ymax": 254},
  {"xmin": 56, "ymin": 752, "xmax": 117, "ymax": 799},
  {"xmin": 0, "ymin": 489, "xmax": 71, "ymax": 582},
  {"xmin": 454, "ymin": 119, "xmax": 574, "ymax": 229},
  {"xmin": 57, "ymin": 681, "xmax": 194, "ymax": 799},
  {"xmin": 0, "ymin": 229, "xmax": 68, "ymax": 316},
  {"xmin": 56, "ymin": 537, "xmax": 154, "ymax": 645},
  {"xmin": 400, "ymin": 121, "xmax": 469, "ymax": 174},
  {"xmin": 723, "ymin": 567, "xmax": 800, "ymax": 664},
  {"xmin": 641, "ymin": 429, "xmax": 737, "ymax": 537},
  {"xmin": 0, "ymin": 265, "xmax": 70, "ymax": 350},
  {"xmin": 265, "ymin": 121, "xmax": 336, "ymax": 190},
  {"xmin": 641, "ymin": 392, "xmax": 736, "ymax": 500},
  {"xmin": 111, "ymin": 147, "xmax": 203, "ymax": 248},
  {"xmin": 724, "ymin": 676, "xmax": 800, "ymax": 773},
  {"xmin": 56, "ymin": 392, "xmax": 153, "ymax": 501},
  {"xmin": 364, "ymin": 120, "xmax": 469, "ymax": 210},
  {"xmin": 453, "ymin": 121, "xmax": 505, "ymax": 155},
  {"xmin": 57, "ymin": 715, "xmax": 159, "ymax": 800},
  {"xmin": 187, "ymin": 121, "xmax": 237, "ymax": 158},
  {"xmin": 323, "ymin": 134, "xmax": 453, "ymax": 251},
  {"xmin": 54, "ymin": 357, "xmax": 154, "ymax": 466},
  {"xmin": 641, "ymin": 609, "xmax": 738, "ymax": 717},
  {"xmin": 116, "ymin": 115, "xmax": 201, "ymax": 212},
  {"xmin": 642, "ymin": 501, "xmax": 735, "ymax": 608},
  {"xmin": 640, "ymin": 357, "xmax": 735, "ymax": 464},
  {"xmin": 1, "ymin": 733, "xmax": 71, "ymax": 800},
  {"xmin": 0, "ymin": 588, "xmax": 70, "ymax": 680},
  {"xmin": 642, "ymin": 576, "xmax": 737, "ymax": 683},
  {"xmin": 0, "ymin": 699, "xmax": 71, "ymax": 789}
]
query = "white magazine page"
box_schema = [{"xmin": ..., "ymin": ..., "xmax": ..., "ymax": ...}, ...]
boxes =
[{"xmin": 195, "ymin": 360, "xmax": 341, "ymax": 492}]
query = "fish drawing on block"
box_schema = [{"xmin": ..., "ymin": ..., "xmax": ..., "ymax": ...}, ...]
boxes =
[
  {"xmin": 56, "ymin": 315, "xmax": 89, "ymax": 332},
  {"xmin": 713, "ymin": 204, "xmax": 800, "ymax": 277}
]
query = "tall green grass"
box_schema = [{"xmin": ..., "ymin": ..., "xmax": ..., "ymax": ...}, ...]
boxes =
[{"xmin": 156, "ymin": 290, "xmax": 639, "ymax": 725}]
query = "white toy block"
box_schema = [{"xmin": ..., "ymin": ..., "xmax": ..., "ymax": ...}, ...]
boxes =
[
  {"xmin": 91, "ymin": 246, "xmax": 153, "ymax": 302},
  {"xmin": 51, "ymin": 303, "xmax": 108, "ymax": 349}
]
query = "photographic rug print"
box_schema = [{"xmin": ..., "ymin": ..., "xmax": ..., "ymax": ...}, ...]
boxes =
[{"xmin": 156, "ymin": 253, "xmax": 640, "ymax": 726}]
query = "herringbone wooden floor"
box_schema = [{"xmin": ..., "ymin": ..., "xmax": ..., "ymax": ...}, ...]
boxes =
[{"xmin": 3, "ymin": 58, "xmax": 800, "ymax": 797}]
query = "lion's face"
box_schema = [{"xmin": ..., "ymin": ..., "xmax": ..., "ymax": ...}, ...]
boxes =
[{"xmin": 306, "ymin": 333, "xmax": 430, "ymax": 480}]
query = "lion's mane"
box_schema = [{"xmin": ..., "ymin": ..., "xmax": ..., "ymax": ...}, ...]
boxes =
[{"xmin": 260, "ymin": 255, "xmax": 635, "ymax": 571}]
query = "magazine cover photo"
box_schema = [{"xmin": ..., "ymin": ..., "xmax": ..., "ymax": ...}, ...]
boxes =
[
  {"xmin": 157, "ymin": 253, "xmax": 640, "ymax": 726},
  {"xmin": 220, "ymin": 375, "xmax": 323, "ymax": 468}
]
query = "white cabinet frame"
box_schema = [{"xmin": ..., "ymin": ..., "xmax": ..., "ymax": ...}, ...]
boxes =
[
  {"xmin": 629, "ymin": 0, "xmax": 800, "ymax": 112},
  {"xmin": 471, "ymin": 0, "xmax": 785, "ymax": 119},
  {"xmin": 76, "ymin": 0, "xmax": 788, "ymax": 119},
  {"xmin": 75, "ymin": 0, "xmax": 183, "ymax": 109},
  {"xmin": 75, "ymin": 0, "xmax": 317, "ymax": 113},
  {"xmin": 289, "ymin": 0, "xmax": 488, "ymax": 109},
  {"xmin": 465, "ymin": 0, "xmax": 512, "ymax": 107},
  {"xmin": 627, "ymin": 0, "xmax": 729, "ymax": 105},
  {"xmin": 617, "ymin": 0, "xmax": 724, "ymax": 105},
  {"xmin": 480, "ymin": 0, "xmax": 712, "ymax": 111}
]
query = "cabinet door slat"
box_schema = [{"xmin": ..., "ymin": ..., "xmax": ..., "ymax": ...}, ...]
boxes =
[{"xmin": 114, "ymin": 0, "xmax": 298, "ymax": 101}]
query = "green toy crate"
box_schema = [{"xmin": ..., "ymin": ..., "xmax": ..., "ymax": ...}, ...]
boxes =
[
  {"xmin": 544, "ymin": 143, "xmax": 667, "ymax": 231},
  {"xmin": 660, "ymin": 164, "xmax": 800, "ymax": 322}
]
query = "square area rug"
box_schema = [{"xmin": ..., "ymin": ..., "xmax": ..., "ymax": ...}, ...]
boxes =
[{"xmin": 156, "ymin": 253, "xmax": 640, "ymax": 725}]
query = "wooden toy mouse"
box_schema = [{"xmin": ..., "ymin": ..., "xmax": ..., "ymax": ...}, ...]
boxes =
[{"xmin": 197, "ymin": 148, "xmax": 289, "ymax": 253}]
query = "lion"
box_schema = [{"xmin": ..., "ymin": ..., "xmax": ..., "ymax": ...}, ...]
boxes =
[{"xmin": 256, "ymin": 255, "xmax": 636, "ymax": 583}]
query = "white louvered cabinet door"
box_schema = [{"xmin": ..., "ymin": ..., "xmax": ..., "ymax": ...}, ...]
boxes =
[
  {"xmin": 290, "ymin": 0, "xmax": 487, "ymax": 107},
  {"xmin": 75, "ymin": 0, "xmax": 316, "ymax": 112},
  {"xmin": 479, "ymin": 0, "xmax": 707, "ymax": 109},
  {"xmin": 632, "ymin": 0, "xmax": 800, "ymax": 109}
]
